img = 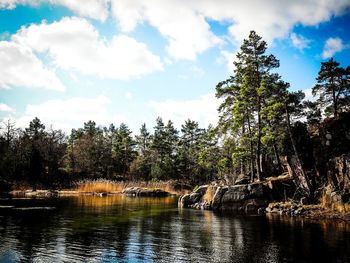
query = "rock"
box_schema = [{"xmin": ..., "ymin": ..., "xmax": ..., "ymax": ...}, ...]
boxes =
[
  {"xmin": 179, "ymin": 194, "xmax": 190, "ymax": 207},
  {"xmin": 194, "ymin": 185, "xmax": 208, "ymax": 195},
  {"xmin": 221, "ymin": 185, "xmax": 249, "ymax": 204},
  {"xmin": 180, "ymin": 182, "xmax": 270, "ymax": 213},
  {"xmin": 179, "ymin": 193, "xmax": 202, "ymax": 208},
  {"xmin": 189, "ymin": 193, "xmax": 202, "ymax": 203},
  {"xmin": 122, "ymin": 187, "xmax": 169, "ymax": 197},
  {"xmin": 212, "ymin": 186, "xmax": 228, "ymax": 210}
]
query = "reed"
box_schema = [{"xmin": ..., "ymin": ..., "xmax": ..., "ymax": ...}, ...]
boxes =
[
  {"xmin": 74, "ymin": 179, "xmax": 188, "ymax": 194},
  {"xmin": 202, "ymin": 185, "xmax": 216, "ymax": 203}
]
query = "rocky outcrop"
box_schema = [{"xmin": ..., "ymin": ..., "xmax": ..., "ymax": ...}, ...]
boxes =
[
  {"xmin": 265, "ymin": 202, "xmax": 322, "ymax": 216},
  {"xmin": 180, "ymin": 183, "xmax": 267, "ymax": 213},
  {"xmin": 178, "ymin": 175, "xmax": 296, "ymax": 213},
  {"xmin": 212, "ymin": 186, "xmax": 228, "ymax": 210},
  {"xmin": 122, "ymin": 187, "xmax": 169, "ymax": 197},
  {"xmin": 321, "ymin": 154, "xmax": 350, "ymax": 213},
  {"xmin": 220, "ymin": 184, "xmax": 268, "ymax": 212}
]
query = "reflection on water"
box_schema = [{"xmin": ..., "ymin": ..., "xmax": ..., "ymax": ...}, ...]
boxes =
[{"xmin": 0, "ymin": 195, "xmax": 349, "ymax": 262}]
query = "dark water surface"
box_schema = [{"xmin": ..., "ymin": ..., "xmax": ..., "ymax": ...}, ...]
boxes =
[{"xmin": 0, "ymin": 195, "xmax": 349, "ymax": 262}]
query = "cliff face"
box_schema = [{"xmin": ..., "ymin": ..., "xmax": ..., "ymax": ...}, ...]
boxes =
[
  {"xmin": 322, "ymin": 154, "xmax": 350, "ymax": 213},
  {"xmin": 313, "ymin": 113, "xmax": 350, "ymax": 212}
]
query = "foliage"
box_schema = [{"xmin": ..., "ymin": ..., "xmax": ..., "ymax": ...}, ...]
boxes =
[{"xmin": 0, "ymin": 31, "xmax": 349, "ymax": 190}]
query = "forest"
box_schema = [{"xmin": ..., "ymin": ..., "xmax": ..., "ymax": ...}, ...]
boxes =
[{"xmin": 0, "ymin": 31, "xmax": 349, "ymax": 192}]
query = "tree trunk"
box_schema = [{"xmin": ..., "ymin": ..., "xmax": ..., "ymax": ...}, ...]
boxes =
[
  {"xmin": 285, "ymin": 104, "xmax": 311, "ymax": 196},
  {"xmin": 273, "ymin": 143, "xmax": 282, "ymax": 173},
  {"xmin": 256, "ymin": 96, "xmax": 262, "ymax": 181},
  {"xmin": 247, "ymin": 114, "xmax": 255, "ymax": 182},
  {"xmin": 332, "ymin": 86, "xmax": 338, "ymax": 119}
]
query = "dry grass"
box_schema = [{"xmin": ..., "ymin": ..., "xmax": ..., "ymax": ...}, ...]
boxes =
[
  {"xmin": 74, "ymin": 179, "xmax": 187, "ymax": 194},
  {"xmin": 202, "ymin": 186, "xmax": 216, "ymax": 203}
]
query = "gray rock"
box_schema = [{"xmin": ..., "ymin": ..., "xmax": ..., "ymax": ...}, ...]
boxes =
[
  {"xmin": 189, "ymin": 193, "xmax": 202, "ymax": 203},
  {"xmin": 212, "ymin": 186, "xmax": 228, "ymax": 210},
  {"xmin": 122, "ymin": 187, "xmax": 169, "ymax": 197},
  {"xmin": 221, "ymin": 185, "xmax": 249, "ymax": 204},
  {"xmin": 194, "ymin": 185, "xmax": 208, "ymax": 195}
]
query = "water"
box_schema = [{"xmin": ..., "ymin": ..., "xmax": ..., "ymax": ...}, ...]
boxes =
[{"xmin": 0, "ymin": 195, "xmax": 349, "ymax": 263}]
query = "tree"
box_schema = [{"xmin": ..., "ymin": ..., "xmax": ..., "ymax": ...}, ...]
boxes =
[
  {"xmin": 113, "ymin": 123, "xmax": 137, "ymax": 179},
  {"xmin": 313, "ymin": 58, "xmax": 349, "ymax": 118},
  {"xmin": 151, "ymin": 117, "xmax": 179, "ymax": 180},
  {"xmin": 234, "ymin": 31, "xmax": 280, "ymax": 180},
  {"xmin": 178, "ymin": 119, "xmax": 204, "ymax": 182},
  {"xmin": 217, "ymin": 31, "xmax": 280, "ymax": 181},
  {"xmin": 131, "ymin": 124, "xmax": 153, "ymax": 180},
  {"xmin": 24, "ymin": 118, "xmax": 46, "ymax": 188}
]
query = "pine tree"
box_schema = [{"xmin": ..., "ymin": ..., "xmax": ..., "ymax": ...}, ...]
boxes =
[{"xmin": 313, "ymin": 58, "xmax": 349, "ymax": 118}]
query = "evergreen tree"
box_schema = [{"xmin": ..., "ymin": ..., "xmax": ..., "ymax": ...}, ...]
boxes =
[
  {"xmin": 313, "ymin": 58, "xmax": 349, "ymax": 118},
  {"xmin": 113, "ymin": 123, "xmax": 137, "ymax": 179},
  {"xmin": 217, "ymin": 30, "xmax": 280, "ymax": 181}
]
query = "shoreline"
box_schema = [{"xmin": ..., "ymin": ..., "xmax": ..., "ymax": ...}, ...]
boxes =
[
  {"xmin": 3, "ymin": 186, "xmax": 179, "ymax": 198},
  {"xmin": 1, "ymin": 188, "xmax": 350, "ymax": 223}
]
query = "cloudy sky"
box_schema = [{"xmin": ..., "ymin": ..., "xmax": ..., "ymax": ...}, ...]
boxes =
[{"xmin": 0, "ymin": 0, "xmax": 350, "ymax": 133}]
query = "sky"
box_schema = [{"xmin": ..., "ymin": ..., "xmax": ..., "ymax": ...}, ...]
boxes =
[{"xmin": 0, "ymin": 0, "xmax": 350, "ymax": 134}]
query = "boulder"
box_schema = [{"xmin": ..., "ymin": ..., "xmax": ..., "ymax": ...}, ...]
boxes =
[
  {"xmin": 212, "ymin": 186, "xmax": 228, "ymax": 210},
  {"xmin": 221, "ymin": 185, "xmax": 249, "ymax": 204},
  {"xmin": 189, "ymin": 192, "xmax": 202, "ymax": 203},
  {"xmin": 194, "ymin": 185, "xmax": 208, "ymax": 195},
  {"xmin": 178, "ymin": 193, "xmax": 203, "ymax": 208},
  {"xmin": 122, "ymin": 187, "xmax": 169, "ymax": 197}
]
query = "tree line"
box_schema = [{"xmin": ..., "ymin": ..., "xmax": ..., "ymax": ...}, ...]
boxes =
[
  {"xmin": 0, "ymin": 31, "xmax": 349, "ymax": 189},
  {"xmin": 0, "ymin": 117, "xmax": 221, "ymax": 187}
]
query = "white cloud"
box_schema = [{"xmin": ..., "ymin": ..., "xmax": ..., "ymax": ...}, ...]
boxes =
[
  {"xmin": 0, "ymin": 41, "xmax": 65, "ymax": 91},
  {"xmin": 0, "ymin": 103, "xmax": 15, "ymax": 113},
  {"xmin": 111, "ymin": 0, "xmax": 350, "ymax": 58},
  {"xmin": 198, "ymin": 0, "xmax": 350, "ymax": 43},
  {"xmin": 125, "ymin": 91, "xmax": 133, "ymax": 99},
  {"xmin": 322, "ymin": 37, "xmax": 346, "ymax": 58},
  {"xmin": 13, "ymin": 17, "xmax": 163, "ymax": 80},
  {"xmin": 290, "ymin": 32, "xmax": 311, "ymax": 50},
  {"xmin": 111, "ymin": 0, "xmax": 223, "ymax": 60},
  {"xmin": 0, "ymin": 0, "xmax": 109, "ymax": 21},
  {"xmin": 11, "ymin": 95, "xmax": 126, "ymax": 132},
  {"xmin": 3, "ymin": 1, "xmax": 350, "ymax": 61},
  {"xmin": 217, "ymin": 50, "xmax": 237, "ymax": 73},
  {"xmin": 51, "ymin": 0, "xmax": 109, "ymax": 21},
  {"xmin": 149, "ymin": 93, "xmax": 219, "ymax": 128}
]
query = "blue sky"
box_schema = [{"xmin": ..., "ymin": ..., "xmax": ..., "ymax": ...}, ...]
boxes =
[{"xmin": 0, "ymin": 0, "xmax": 349, "ymax": 133}]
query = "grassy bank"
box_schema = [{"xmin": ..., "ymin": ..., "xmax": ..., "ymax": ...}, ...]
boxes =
[
  {"xmin": 74, "ymin": 179, "xmax": 191, "ymax": 195},
  {"xmin": 6, "ymin": 179, "xmax": 192, "ymax": 196}
]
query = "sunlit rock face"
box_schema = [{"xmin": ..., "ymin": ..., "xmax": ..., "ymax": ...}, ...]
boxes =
[{"xmin": 179, "ymin": 183, "xmax": 270, "ymax": 213}]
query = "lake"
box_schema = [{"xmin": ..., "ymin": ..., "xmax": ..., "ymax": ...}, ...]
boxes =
[{"xmin": 0, "ymin": 195, "xmax": 349, "ymax": 262}]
